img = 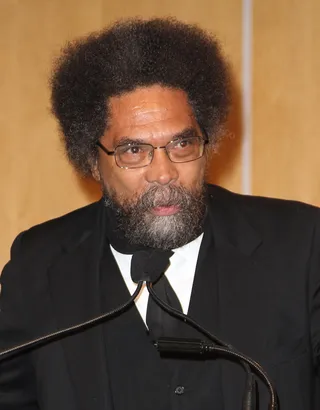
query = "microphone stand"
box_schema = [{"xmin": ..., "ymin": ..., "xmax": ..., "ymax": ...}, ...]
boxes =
[{"xmin": 146, "ymin": 281, "xmax": 278, "ymax": 410}]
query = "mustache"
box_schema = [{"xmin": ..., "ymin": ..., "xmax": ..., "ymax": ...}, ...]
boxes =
[
  {"xmin": 102, "ymin": 182, "xmax": 206, "ymax": 217},
  {"xmin": 138, "ymin": 185, "xmax": 196, "ymax": 209}
]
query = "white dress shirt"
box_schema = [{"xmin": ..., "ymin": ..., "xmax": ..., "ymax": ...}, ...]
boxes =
[{"xmin": 110, "ymin": 233, "xmax": 204, "ymax": 325}]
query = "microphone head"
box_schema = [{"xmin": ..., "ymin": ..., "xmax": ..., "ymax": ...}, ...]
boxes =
[{"xmin": 130, "ymin": 249, "xmax": 173, "ymax": 283}]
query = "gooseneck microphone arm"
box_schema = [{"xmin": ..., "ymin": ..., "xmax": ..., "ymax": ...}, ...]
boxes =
[
  {"xmin": 146, "ymin": 281, "xmax": 278, "ymax": 410},
  {"xmin": 0, "ymin": 281, "xmax": 144, "ymax": 360}
]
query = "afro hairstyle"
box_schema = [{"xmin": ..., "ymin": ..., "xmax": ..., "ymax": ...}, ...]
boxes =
[{"xmin": 50, "ymin": 17, "xmax": 231, "ymax": 176}]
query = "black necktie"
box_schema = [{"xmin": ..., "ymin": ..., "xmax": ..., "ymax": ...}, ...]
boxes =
[{"xmin": 130, "ymin": 250, "xmax": 183, "ymax": 341}]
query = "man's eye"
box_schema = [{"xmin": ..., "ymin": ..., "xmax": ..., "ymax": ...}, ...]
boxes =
[
  {"xmin": 175, "ymin": 138, "xmax": 194, "ymax": 148},
  {"xmin": 129, "ymin": 146, "xmax": 142, "ymax": 154},
  {"xmin": 122, "ymin": 145, "xmax": 143, "ymax": 154},
  {"xmin": 178, "ymin": 139, "xmax": 190, "ymax": 148}
]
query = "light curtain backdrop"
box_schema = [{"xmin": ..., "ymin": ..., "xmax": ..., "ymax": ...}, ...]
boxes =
[{"xmin": 1, "ymin": 0, "xmax": 319, "ymax": 269}]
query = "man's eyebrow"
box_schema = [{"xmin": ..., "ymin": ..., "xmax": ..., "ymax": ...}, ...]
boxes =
[
  {"xmin": 115, "ymin": 137, "xmax": 146, "ymax": 146},
  {"xmin": 170, "ymin": 127, "xmax": 199, "ymax": 140},
  {"xmin": 114, "ymin": 127, "xmax": 199, "ymax": 147}
]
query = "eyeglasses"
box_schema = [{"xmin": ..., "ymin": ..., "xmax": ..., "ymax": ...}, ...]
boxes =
[{"xmin": 96, "ymin": 136, "xmax": 208, "ymax": 169}]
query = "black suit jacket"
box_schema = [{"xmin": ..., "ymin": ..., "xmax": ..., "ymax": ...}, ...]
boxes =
[{"xmin": 1, "ymin": 184, "xmax": 320, "ymax": 409}]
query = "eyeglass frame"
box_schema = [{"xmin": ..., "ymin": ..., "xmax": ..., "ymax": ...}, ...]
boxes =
[{"xmin": 96, "ymin": 134, "xmax": 209, "ymax": 169}]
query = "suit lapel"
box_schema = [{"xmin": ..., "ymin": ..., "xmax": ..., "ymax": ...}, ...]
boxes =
[{"xmin": 47, "ymin": 200, "xmax": 112, "ymax": 410}]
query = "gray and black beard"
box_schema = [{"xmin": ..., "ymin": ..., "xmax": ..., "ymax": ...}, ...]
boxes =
[{"xmin": 102, "ymin": 183, "xmax": 207, "ymax": 250}]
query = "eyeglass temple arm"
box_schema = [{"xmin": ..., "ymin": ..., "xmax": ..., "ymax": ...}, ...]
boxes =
[{"xmin": 96, "ymin": 141, "xmax": 115, "ymax": 156}]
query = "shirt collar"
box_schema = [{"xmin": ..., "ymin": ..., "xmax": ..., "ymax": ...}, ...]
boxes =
[{"xmin": 172, "ymin": 233, "xmax": 204, "ymax": 262}]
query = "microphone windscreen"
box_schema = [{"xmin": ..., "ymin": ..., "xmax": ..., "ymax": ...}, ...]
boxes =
[{"xmin": 131, "ymin": 250, "xmax": 173, "ymax": 283}]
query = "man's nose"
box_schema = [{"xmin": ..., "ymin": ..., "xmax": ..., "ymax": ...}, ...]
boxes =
[{"xmin": 145, "ymin": 148, "xmax": 179, "ymax": 185}]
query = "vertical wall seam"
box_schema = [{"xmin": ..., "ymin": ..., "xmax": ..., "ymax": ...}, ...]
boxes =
[{"xmin": 242, "ymin": 0, "xmax": 253, "ymax": 195}]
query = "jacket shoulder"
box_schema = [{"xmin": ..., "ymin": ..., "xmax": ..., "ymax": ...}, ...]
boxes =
[
  {"xmin": 208, "ymin": 184, "xmax": 319, "ymax": 216},
  {"xmin": 10, "ymin": 201, "xmax": 101, "ymax": 258},
  {"xmin": 207, "ymin": 184, "xmax": 320, "ymax": 239}
]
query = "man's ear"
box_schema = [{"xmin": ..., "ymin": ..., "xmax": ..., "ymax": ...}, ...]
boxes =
[{"xmin": 91, "ymin": 158, "xmax": 101, "ymax": 182}]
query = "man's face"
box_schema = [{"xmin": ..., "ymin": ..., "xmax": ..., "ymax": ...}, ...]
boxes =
[{"xmin": 95, "ymin": 85, "xmax": 208, "ymax": 249}]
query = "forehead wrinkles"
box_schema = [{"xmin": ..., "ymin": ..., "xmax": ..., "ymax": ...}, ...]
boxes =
[
  {"xmin": 129, "ymin": 107, "xmax": 173, "ymax": 129},
  {"xmin": 108, "ymin": 86, "xmax": 195, "ymax": 130},
  {"xmin": 111, "ymin": 102, "xmax": 193, "ymax": 129},
  {"xmin": 131, "ymin": 104, "xmax": 169, "ymax": 124}
]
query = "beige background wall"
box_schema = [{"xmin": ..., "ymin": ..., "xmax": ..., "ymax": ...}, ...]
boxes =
[{"xmin": 0, "ymin": 0, "xmax": 319, "ymax": 269}]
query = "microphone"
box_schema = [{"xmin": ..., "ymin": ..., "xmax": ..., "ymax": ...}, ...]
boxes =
[{"xmin": 130, "ymin": 249, "xmax": 173, "ymax": 283}]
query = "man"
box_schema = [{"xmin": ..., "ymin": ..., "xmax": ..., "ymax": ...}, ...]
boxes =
[{"xmin": 0, "ymin": 17, "xmax": 319, "ymax": 410}]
